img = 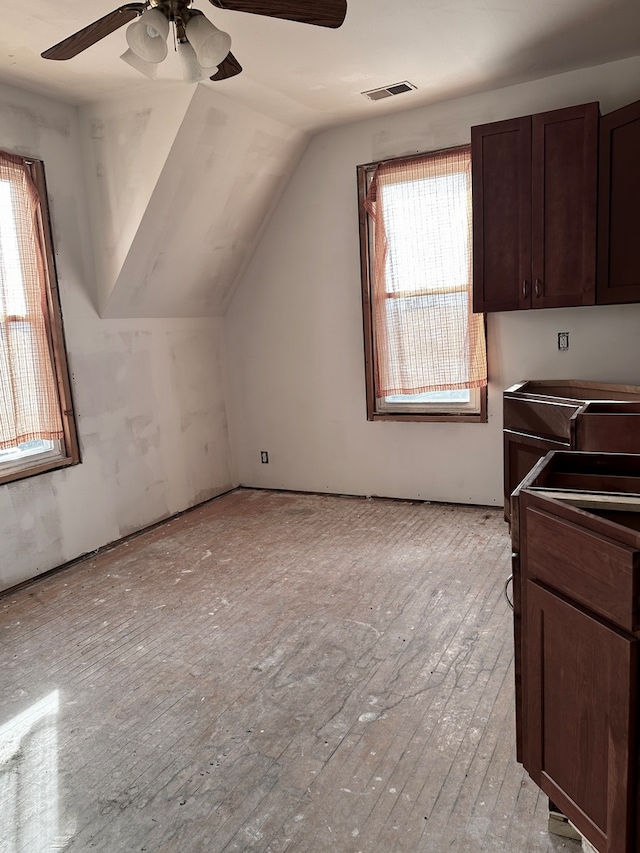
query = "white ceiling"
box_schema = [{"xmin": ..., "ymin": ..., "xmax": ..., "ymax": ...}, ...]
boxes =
[{"xmin": 2, "ymin": 0, "xmax": 640, "ymax": 131}]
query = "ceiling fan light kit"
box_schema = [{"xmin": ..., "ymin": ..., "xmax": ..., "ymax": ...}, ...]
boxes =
[
  {"xmin": 41, "ymin": 0, "xmax": 348, "ymax": 83},
  {"xmin": 185, "ymin": 13, "xmax": 231, "ymax": 69},
  {"xmin": 121, "ymin": 5, "xmax": 230, "ymax": 80},
  {"xmin": 120, "ymin": 47, "xmax": 158, "ymax": 78},
  {"xmin": 177, "ymin": 39, "xmax": 207, "ymax": 82},
  {"xmin": 125, "ymin": 7, "xmax": 170, "ymax": 62}
]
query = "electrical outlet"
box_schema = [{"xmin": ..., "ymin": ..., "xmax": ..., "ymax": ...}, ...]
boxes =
[
  {"xmin": 261, "ymin": 451, "xmax": 269, "ymax": 464},
  {"xmin": 557, "ymin": 332, "xmax": 569, "ymax": 351}
]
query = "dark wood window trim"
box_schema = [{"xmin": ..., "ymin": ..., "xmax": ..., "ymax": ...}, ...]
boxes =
[
  {"xmin": 0, "ymin": 154, "xmax": 80, "ymax": 486},
  {"xmin": 357, "ymin": 148, "xmax": 488, "ymax": 424}
]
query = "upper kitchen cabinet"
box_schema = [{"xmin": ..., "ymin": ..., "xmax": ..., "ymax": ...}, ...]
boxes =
[
  {"xmin": 472, "ymin": 103, "xmax": 599, "ymax": 313},
  {"xmin": 471, "ymin": 116, "xmax": 531, "ymax": 312},
  {"xmin": 597, "ymin": 99, "xmax": 640, "ymax": 305}
]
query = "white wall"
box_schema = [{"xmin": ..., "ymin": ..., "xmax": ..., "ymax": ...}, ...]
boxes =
[
  {"xmin": 3, "ymin": 55, "xmax": 640, "ymax": 591},
  {"xmin": 0, "ymin": 81, "xmax": 237, "ymax": 592},
  {"xmin": 226, "ymin": 57, "xmax": 640, "ymax": 507}
]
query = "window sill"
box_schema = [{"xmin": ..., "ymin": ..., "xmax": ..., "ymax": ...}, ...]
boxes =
[
  {"xmin": 0, "ymin": 451, "xmax": 80, "ymax": 486},
  {"xmin": 368, "ymin": 411, "xmax": 487, "ymax": 423},
  {"xmin": 368, "ymin": 387, "xmax": 488, "ymax": 423}
]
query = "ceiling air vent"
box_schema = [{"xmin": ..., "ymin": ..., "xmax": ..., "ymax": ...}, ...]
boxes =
[{"xmin": 362, "ymin": 81, "xmax": 416, "ymax": 101}]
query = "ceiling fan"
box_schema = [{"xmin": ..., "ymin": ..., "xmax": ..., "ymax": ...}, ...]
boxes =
[{"xmin": 41, "ymin": 0, "xmax": 348, "ymax": 83}]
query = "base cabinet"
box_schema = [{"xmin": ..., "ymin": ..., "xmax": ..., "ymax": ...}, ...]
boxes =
[
  {"xmin": 503, "ymin": 380, "xmax": 640, "ymax": 521},
  {"xmin": 513, "ymin": 452, "xmax": 640, "ymax": 853}
]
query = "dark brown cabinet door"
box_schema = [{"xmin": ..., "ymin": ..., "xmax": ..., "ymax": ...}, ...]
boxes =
[
  {"xmin": 524, "ymin": 581, "xmax": 636, "ymax": 853},
  {"xmin": 531, "ymin": 103, "xmax": 598, "ymax": 308},
  {"xmin": 472, "ymin": 103, "xmax": 598, "ymax": 312},
  {"xmin": 597, "ymin": 99, "xmax": 640, "ymax": 304},
  {"xmin": 472, "ymin": 116, "xmax": 531, "ymax": 313}
]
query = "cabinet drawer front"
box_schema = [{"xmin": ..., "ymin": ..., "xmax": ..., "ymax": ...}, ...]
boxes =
[
  {"xmin": 576, "ymin": 412, "xmax": 640, "ymax": 452},
  {"xmin": 523, "ymin": 506, "xmax": 639, "ymax": 631},
  {"xmin": 504, "ymin": 397, "xmax": 581, "ymax": 441}
]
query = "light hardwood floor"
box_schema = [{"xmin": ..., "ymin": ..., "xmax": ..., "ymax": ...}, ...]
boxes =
[{"xmin": 0, "ymin": 489, "xmax": 580, "ymax": 852}]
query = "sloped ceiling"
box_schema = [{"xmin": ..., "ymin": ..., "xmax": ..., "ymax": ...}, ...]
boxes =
[
  {"xmin": 81, "ymin": 84, "xmax": 305, "ymax": 317},
  {"xmin": 2, "ymin": 0, "xmax": 640, "ymax": 318},
  {"xmin": 79, "ymin": 86, "xmax": 194, "ymax": 313}
]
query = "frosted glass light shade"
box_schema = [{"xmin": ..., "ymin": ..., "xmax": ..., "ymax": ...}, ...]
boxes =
[
  {"xmin": 120, "ymin": 48, "xmax": 158, "ymax": 79},
  {"xmin": 126, "ymin": 8, "xmax": 169, "ymax": 62},
  {"xmin": 178, "ymin": 41, "xmax": 208, "ymax": 83},
  {"xmin": 186, "ymin": 14, "xmax": 231, "ymax": 69}
]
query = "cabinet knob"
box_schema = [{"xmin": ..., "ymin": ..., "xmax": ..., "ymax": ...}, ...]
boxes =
[
  {"xmin": 534, "ymin": 278, "xmax": 542, "ymax": 298},
  {"xmin": 522, "ymin": 279, "xmax": 529, "ymax": 298}
]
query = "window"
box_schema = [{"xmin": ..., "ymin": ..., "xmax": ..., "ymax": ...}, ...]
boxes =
[
  {"xmin": 0, "ymin": 149, "xmax": 79, "ymax": 485},
  {"xmin": 357, "ymin": 145, "xmax": 487, "ymax": 422}
]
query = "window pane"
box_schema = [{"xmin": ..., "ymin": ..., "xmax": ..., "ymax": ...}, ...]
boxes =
[
  {"xmin": 0, "ymin": 180, "xmax": 27, "ymax": 316},
  {"xmin": 382, "ymin": 172, "xmax": 470, "ymax": 295},
  {"xmin": 0, "ymin": 439, "xmax": 54, "ymax": 462},
  {"xmin": 380, "ymin": 290, "xmax": 470, "ymax": 390},
  {"xmin": 385, "ymin": 390, "xmax": 471, "ymax": 405}
]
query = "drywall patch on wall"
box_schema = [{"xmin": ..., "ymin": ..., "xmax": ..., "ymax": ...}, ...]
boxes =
[
  {"xmin": 0, "ymin": 478, "xmax": 64, "ymax": 590},
  {"xmin": 9, "ymin": 104, "xmax": 71, "ymax": 138},
  {"xmin": 68, "ymin": 327, "xmax": 170, "ymax": 538},
  {"xmin": 231, "ymin": 128, "xmax": 300, "ymax": 239},
  {"xmin": 0, "ymin": 101, "xmax": 71, "ymax": 155},
  {"xmin": 168, "ymin": 326, "xmax": 234, "ymax": 506},
  {"xmin": 66, "ymin": 317, "xmax": 236, "ymax": 543},
  {"xmin": 90, "ymin": 109, "xmax": 152, "ymax": 188}
]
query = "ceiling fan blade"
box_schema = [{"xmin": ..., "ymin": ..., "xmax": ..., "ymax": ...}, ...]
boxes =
[
  {"xmin": 208, "ymin": 0, "xmax": 347, "ymax": 28},
  {"xmin": 210, "ymin": 52, "xmax": 243, "ymax": 81},
  {"xmin": 41, "ymin": 3, "xmax": 147, "ymax": 60}
]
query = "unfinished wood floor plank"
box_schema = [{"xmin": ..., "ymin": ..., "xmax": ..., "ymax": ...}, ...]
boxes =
[{"xmin": 0, "ymin": 489, "xmax": 580, "ymax": 852}]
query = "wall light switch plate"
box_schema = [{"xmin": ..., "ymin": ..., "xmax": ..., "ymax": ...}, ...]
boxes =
[{"xmin": 557, "ymin": 332, "xmax": 570, "ymax": 351}]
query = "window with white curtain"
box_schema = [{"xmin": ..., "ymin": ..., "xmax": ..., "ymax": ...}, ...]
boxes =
[
  {"xmin": 357, "ymin": 145, "xmax": 487, "ymax": 422},
  {"xmin": 0, "ymin": 149, "xmax": 78, "ymax": 484}
]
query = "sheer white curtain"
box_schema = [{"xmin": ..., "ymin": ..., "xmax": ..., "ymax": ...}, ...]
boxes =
[
  {"xmin": 365, "ymin": 146, "xmax": 487, "ymax": 396},
  {"xmin": 0, "ymin": 151, "xmax": 63, "ymax": 450}
]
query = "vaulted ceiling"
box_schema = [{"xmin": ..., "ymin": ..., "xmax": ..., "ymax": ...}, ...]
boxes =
[
  {"xmin": 2, "ymin": 0, "xmax": 640, "ymax": 317},
  {"xmin": 4, "ymin": 0, "xmax": 640, "ymax": 130}
]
